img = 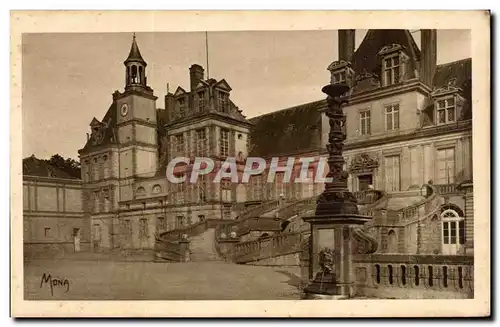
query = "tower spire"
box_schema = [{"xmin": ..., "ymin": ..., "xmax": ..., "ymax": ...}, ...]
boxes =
[
  {"xmin": 124, "ymin": 33, "xmax": 146, "ymax": 66},
  {"xmin": 124, "ymin": 33, "xmax": 147, "ymax": 88}
]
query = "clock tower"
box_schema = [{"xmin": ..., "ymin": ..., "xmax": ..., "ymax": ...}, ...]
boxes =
[{"xmin": 115, "ymin": 34, "xmax": 158, "ymax": 189}]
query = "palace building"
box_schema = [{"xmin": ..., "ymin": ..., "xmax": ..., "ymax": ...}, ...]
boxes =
[{"xmin": 23, "ymin": 29, "xmax": 473, "ymax": 258}]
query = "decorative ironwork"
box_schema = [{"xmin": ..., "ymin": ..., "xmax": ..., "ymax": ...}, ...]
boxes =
[{"xmin": 315, "ymin": 84, "xmax": 359, "ymax": 216}]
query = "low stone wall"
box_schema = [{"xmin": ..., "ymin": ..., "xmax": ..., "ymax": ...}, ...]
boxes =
[{"xmin": 24, "ymin": 242, "xmax": 91, "ymax": 260}]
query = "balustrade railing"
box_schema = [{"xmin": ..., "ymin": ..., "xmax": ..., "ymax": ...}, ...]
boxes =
[
  {"xmin": 353, "ymin": 190, "xmax": 385, "ymax": 205},
  {"xmin": 354, "ymin": 254, "xmax": 473, "ymax": 298},
  {"xmin": 233, "ymin": 232, "xmax": 304, "ymax": 263},
  {"xmin": 434, "ymin": 184, "xmax": 459, "ymax": 195},
  {"xmin": 157, "ymin": 219, "xmax": 229, "ymax": 241},
  {"xmin": 394, "ymin": 184, "xmax": 438, "ymax": 222}
]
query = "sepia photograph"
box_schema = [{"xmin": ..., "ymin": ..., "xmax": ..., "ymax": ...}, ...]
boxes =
[{"xmin": 11, "ymin": 10, "xmax": 490, "ymax": 317}]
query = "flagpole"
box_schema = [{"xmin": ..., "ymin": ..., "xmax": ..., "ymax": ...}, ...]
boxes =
[{"xmin": 205, "ymin": 31, "xmax": 210, "ymax": 79}]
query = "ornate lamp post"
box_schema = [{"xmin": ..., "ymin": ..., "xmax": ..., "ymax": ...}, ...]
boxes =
[{"xmin": 303, "ymin": 84, "xmax": 377, "ymax": 299}]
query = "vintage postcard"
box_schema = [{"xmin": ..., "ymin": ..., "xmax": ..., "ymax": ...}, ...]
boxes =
[{"xmin": 11, "ymin": 10, "xmax": 490, "ymax": 317}]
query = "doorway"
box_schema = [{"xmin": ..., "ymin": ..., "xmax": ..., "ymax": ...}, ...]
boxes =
[
  {"xmin": 358, "ymin": 174, "xmax": 373, "ymax": 191},
  {"xmin": 73, "ymin": 228, "xmax": 81, "ymax": 252}
]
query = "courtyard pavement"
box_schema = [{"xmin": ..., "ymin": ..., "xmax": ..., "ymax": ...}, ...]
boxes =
[{"xmin": 24, "ymin": 258, "xmax": 304, "ymax": 300}]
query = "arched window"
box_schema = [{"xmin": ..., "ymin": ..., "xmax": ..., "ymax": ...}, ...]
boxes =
[
  {"xmin": 131, "ymin": 65, "xmax": 138, "ymax": 83},
  {"xmin": 139, "ymin": 66, "xmax": 143, "ymax": 84},
  {"xmin": 152, "ymin": 184, "xmax": 162, "ymax": 194},
  {"xmin": 387, "ymin": 230, "xmax": 398, "ymax": 253},
  {"xmin": 441, "ymin": 207, "xmax": 465, "ymax": 255},
  {"xmin": 136, "ymin": 187, "xmax": 146, "ymax": 198},
  {"xmin": 388, "ymin": 265, "xmax": 394, "ymax": 285}
]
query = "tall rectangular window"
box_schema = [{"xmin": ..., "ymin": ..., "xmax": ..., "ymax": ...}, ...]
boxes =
[
  {"xmin": 437, "ymin": 148, "xmax": 455, "ymax": 184},
  {"xmin": 383, "ymin": 55, "xmax": 401, "ymax": 86},
  {"xmin": 156, "ymin": 217, "xmax": 165, "ymax": 230},
  {"xmin": 198, "ymin": 91, "xmax": 205, "ymax": 111},
  {"xmin": 175, "ymin": 182, "xmax": 185, "ymax": 204},
  {"xmin": 196, "ymin": 129, "xmax": 208, "ymax": 156},
  {"xmin": 44, "ymin": 227, "xmax": 51, "ymax": 237},
  {"xmin": 360, "ymin": 110, "xmax": 371, "ymax": 135},
  {"xmin": 139, "ymin": 218, "xmax": 148, "ymax": 239},
  {"xmin": 176, "ymin": 216, "xmax": 185, "ymax": 229},
  {"xmin": 93, "ymin": 191, "xmax": 100, "ymax": 213},
  {"xmin": 385, "ymin": 104, "xmax": 400, "ymax": 131},
  {"xmin": 92, "ymin": 224, "xmax": 101, "ymax": 241},
  {"xmin": 384, "ymin": 155, "xmax": 401, "ymax": 192},
  {"xmin": 250, "ymin": 175, "xmax": 263, "ymax": 201},
  {"xmin": 198, "ymin": 175, "xmax": 207, "ymax": 202},
  {"xmin": 221, "ymin": 179, "xmax": 232, "ymax": 202},
  {"xmin": 436, "ymin": 97, "xmax": 456, "ymax": 125},
  {"xmin": 123, "ymin": 219, "xmax": 132, "ymax": 237},
  {"xmin": 218, "ymin": 91, "xmax": 229, "ymax": 112},
  {"xmin": 175, "ymin": 134, "xmax": 184, "ymax": 154},
  {"xmin": 220, "ymin": 128, "xmax": 229, "ymax": 157},
  {"xmin": 178, "ymin": 98, "xmax": 186, "ymax": 118}
]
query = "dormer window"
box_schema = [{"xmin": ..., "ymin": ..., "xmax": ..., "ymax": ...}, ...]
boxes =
[
  {"xmin": 178, "ymin": 98, "xmax": 186, "ymax": 118},
  {"xmin": 198, "ymin": 91, "xmax": 205, "ymax": 111},
  {"xmin": 383, "ymin": 55, "xmax": 400, "ymax": 86},
  {"xmin": 218, "ymin": 91, "xmax": 229, "ymax": 113},
  {"xmin": 378, "ymin": 44, "xmax": 408, "ymax": 87},
  {"xmin": 327, "ymin": 60, "xmax": 354, "ymax": 87},
  {"xmin": 332, "ymin": 71, "xmax": 346, "ymax": 85},
  {"xmin": 436, "ymin": 97, "xmax": 456, "ymax": 125}
]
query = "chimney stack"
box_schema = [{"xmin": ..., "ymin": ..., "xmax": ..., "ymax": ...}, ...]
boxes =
[
  {"xmin": 338, "ymin": 30, "xmax": 355, "ymax": 63},
  {"xmin": 189, "ymin": 64, "xmax": 205, "ymax": 92},
  {"xmin": 420, "ymin": 30, "xmax": 437, "ymax": 87}
]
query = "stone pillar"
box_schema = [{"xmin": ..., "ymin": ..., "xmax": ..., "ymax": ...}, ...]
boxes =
[
  {"xmin": 462, "ymin": 182, "xmax": 474, "ymax": 255},
  {"xmin": 179, "ymin": 239, "xmax": 190, "ymax": 262}
]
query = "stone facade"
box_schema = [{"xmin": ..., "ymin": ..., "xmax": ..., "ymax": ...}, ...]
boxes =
[
  {"xmin": 24, "ymin": 30, "xmax": 473, "ymax": 256},
  {"xmin": 23, "ymin": 175, "xmax": 90, "ymax": 257}
]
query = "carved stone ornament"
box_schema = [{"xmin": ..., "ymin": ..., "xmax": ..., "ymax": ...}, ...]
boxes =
[
  {"xmin": 377, "ymin": 43, "xmax": 404, "ymax": 56},
  {"xmin": 327, "ymin": 60, "xmax": 351, "ymax": 71},
  {"xmin": 318, "ymin": 248, "xmax": 335, "ymax": 273},
  {"xmin": 431, "ymin": 85, "xmax": 463, "ymax": 97},
  {"xmin": 349, "ymin": 153, "xmax": 379, "ymax": 173}
]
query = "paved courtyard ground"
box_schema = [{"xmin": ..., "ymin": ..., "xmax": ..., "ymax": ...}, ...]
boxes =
[{"xmin": 24, "ymin": 258, "xmax": 304, "ymax": 300}]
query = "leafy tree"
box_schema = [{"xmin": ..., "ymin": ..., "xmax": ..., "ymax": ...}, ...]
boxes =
[{"xmin": 47, "ymin": 154, "xmax": 81, "ymax": 178}]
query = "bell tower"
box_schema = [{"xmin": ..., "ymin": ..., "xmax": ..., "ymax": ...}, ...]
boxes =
[
  {"xmin": 125, "ymin": 33, "xmax": 148, "ymax": 89},
  {"xmin": 115, "ymin": 34, "xmax": 158, "ymax": 193}
]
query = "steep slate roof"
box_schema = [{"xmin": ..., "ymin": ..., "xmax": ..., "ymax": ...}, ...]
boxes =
[
  {"xmin": 124, "ymin": 35, "xmax": 147, "ymax": 66},
  {"xmin": 248, "ymin": 100, "xmax": 326, "ymax": 158},
  {"xmin": 351, "ymin": 29, "xmax": 421, "ymax": 77},
  {"xmin": 433, "ymin": 58, "xmax": 472, "ymax": 96},
  {"xmin": 23, "ymin": 155, "xmax": 79, "ymax": 179},
  {"xmin": 79, "ymin": 102, "xmax": 118, "ymax": 154}
]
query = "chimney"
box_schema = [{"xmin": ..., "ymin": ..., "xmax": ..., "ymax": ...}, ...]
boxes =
[
  {"xmin": 420, "ymin": 30, "xmax": 437, "ymax": 87},
  {"xmin": 338, "ymin": 30, "xmax": 355, "ymax": 63},
  {"xmin": 189, "ymin": 64, "xmax": 205, "ymax": 92}
]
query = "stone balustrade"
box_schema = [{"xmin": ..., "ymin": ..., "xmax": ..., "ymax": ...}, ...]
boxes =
[
  {"xmin": 354, "ymin": 254, "xmax": 473, "ymax": 299},
  {"xmin": 353, "ymin": 190, "xmax": 385, "ymax": 205},
  {"xmin": 434, "ymin": 184, "xmax": 459, "ymax": 195},
  {"xmin": 233, "ymin": 232, "xmax": 304, "ymax": 264}
]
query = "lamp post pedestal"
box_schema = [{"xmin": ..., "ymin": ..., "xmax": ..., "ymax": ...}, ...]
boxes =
[{"xmin": 302, "ymin": 84, "xmax": 377, "ymax": 299}]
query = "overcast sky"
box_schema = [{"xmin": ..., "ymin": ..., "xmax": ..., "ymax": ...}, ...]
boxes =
[{"xmin": 22, "ymin": 29, "xmax": 471, "ymax": 160}]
